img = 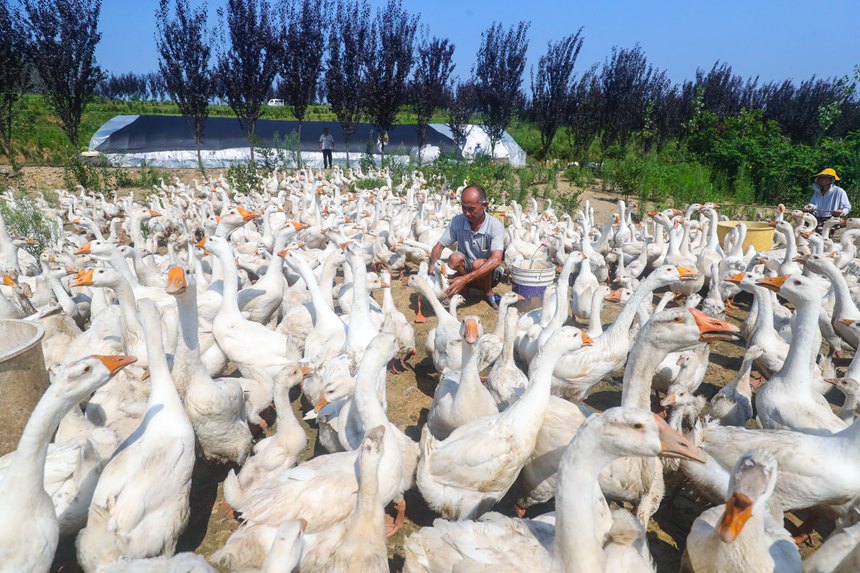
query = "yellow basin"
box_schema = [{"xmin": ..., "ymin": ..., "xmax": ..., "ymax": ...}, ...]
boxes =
[{"xmin": 716, "ymin": 220, "xmax": 775, "ymax": 253}]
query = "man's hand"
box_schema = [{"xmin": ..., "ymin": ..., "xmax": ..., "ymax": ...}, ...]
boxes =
[
  {"xmin": 833, "ymin": 209, "xmax": 845, "ymax": 216},
  {"xmin": 803, "ymin": 204, "xmax": 815, "ymax": 213},
  {"xmin": 446, "ymin": 275, "xmax": 469, "ymax": 298}
]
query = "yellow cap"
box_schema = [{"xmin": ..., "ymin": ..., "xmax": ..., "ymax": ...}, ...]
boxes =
[{"xmin": 815, "ymin": 168, "xmax": 840, "ymax": 181}]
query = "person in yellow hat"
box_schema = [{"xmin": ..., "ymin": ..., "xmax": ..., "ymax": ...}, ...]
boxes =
[{"xmin": 803, "ymin": 168, "xmax": 850, "ymax": 218}]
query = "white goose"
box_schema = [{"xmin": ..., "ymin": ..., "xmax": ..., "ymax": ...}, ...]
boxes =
[
  {"xmin": 685, "ymin": 449, "xmax": 801, "ymax": 573},
  {"xmin": 404, "ymin": 407, "xmax": 705, "ymax": 573},
  {"xmin": 77, "ymin": 299, "xmax": 196, "ymax": 571},
  {"xmin": 0, "ymin": 355, "xmax": 135, "ymax": 573},
  {"xmin": 417, "ymin": 326, "xmax": 589, "ymax": 520}
]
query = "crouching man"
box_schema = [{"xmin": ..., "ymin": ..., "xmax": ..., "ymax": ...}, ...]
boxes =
[{"xmin": 428, "ymin": 184, "xmax": 505, "ymax": 309}]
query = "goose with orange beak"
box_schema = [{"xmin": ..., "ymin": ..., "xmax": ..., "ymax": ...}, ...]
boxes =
[
  {"xmin": 686, "ymin": 448, "xmax": 800, "ymax": 573},
  {"xmin": 753, "ymin": 273, "xmax": 848, "ymax": 433}
]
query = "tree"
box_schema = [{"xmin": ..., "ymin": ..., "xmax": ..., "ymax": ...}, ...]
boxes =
[
  {"xmin": 411, "ymin": 34, "xmax": 454, "ymax": 164},
  {"xmin": 363, "ymin": 0, "xmax": 418, "ymax": 162},
  {"xmin": 0, "ymin": 0, "xmax": 30, "ymax": 163},
  {"xmin": 447, "ymin": 81, "xmax": 476, "ymax": 154},
  {"xmin": 596, "ymin": 44, "xmax": 654, "ymax": 154},
  {"xmin": 530, "ymin": 29, "xmax": 583, "ymax": 160},
  {"xmin": 279, "ymin": 0, "xmax": 330, "ymax": 167},
  {"xmin": 156, "ymin": 0, "xmax": 214, "ymax": 171},
  {"xmin": 564, "ymin": 65, "xmax": 601, "ymax": 160},
  {"xmin": 216, "ymin": 0, "xmax": 281, "ymax": 162},
  {"xmin": 24, "ymin": 0, "xmax": 103, "ymax": 150},
  {"xmin": 325, "ymin": 0, "xmax": 369, "ymax": 163},
  {"xmin": 473, "ymin": 21, "xmax": 530, "ymax": 158}
]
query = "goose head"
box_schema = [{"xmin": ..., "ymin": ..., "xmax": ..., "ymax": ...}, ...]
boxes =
[
  {"xmin": 49, "ymin": 354, "xmax": 137, "ymax": 403},
  {"xmin": 756, "ymin": 273, "xmax": 820, "ymax": 305},
  {"xmin": 71, "ymin": 266, "xmax": 125, "ymax": 289},
  {"xmin": 642, "ymin": 308, "xmax": 741, "ymax": 354},
  {"xmin": 165, "ymin": 265, "xmax": 194, "ymax": 296},
  {"xmin": 718, "ymin": 448, "xmax": 779, "ymax": 543},
  {"xmin": 826, "ymin": 376, "xmax": 860, "ymax": 401},
  {"xmin": 460, "ymin": 316, "xmax": 483, "ymax": 344},
  {"xmin": 582, "ymin": 407, "xmax": 706, "ymax": 463}
]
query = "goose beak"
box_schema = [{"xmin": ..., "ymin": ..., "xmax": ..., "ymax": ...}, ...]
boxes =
[
  {"xmin": 646, "ymin": 211, "xmax": 658, "ymax": 217},
  {"xmin": 756, "ymin": 275, "xmax": 789, "ymax": 292},
  {"xmin": 824, "ymin": 377, "xmax": 841, "ymax": 386},
  {"xmin": 440, "ymin": 263, "xmax": 447, "ymax": 275},
  {"xmin": 767, "ymin": 221, "xmax": 777, "ymax": 228},
  {"xmin": 238, "ymin": 207, "xmax": 260, "ymax": 222},
  {"xmin": 580, "ymin": 330, "xmax": 593, "ymax": 347},
  {"xmin": 661, "ymin": 392, "xmax": 677, "ymax": 407},
  {"xmin": 838, "ymin": 318, "xmax": 856, "ymax": 326},
  {"xmin": 724, "ymin": 272, "xmax": 745, "ymax": 284},
  {"xmin": 75, "ymin": 241, "xmax": 92, "ymax": 255},
  {"xmin": 605, "ymin": 289, "xmax": 623, "ymax": 302},
  {"xmin": 291, "ymin": 221, "xmax": 309, "ymax": 231},
  {"xmin": 463, "ymin": 318, "xmax": 480, "ymax": 344},
  {"xmin": 2, "ymin": 275, "xmax": 16, "ymax": 287},
  {"xmin": 690, "ymin": 308, "xmax": 742, "ymax": 342},
  {"xmin": 277, "ymin": 249, "xmax": 288, "ymax": 258},
  {"xmin": 379, "ymin": 282, "xmax": 390, "ymax": 288},
  {"xmin": 195, "ymin": 238, "xmax": 207, "ymax": 248},
  {"xmin": 314, "ymin": 395, "xmax": 328, "ymax": 413},
  {"xmin": 676, "ymin": 266, "xmax": 698, "ymax": 281},
  {"xmin": 71, "ymin": 268, "xmax": 94, "ymax": 287},
  {"xmin": 300, "ymin": 366, "xmax": 314, "ymax": 376},
  {"xmin": 718, "ymin": 492, "xmax": 754, "ymax": 543},
  {"xmin": 92, "ymin": 354, "xmax": 137, "ymax": 374},
  {"xmin": 166, "ymin": 267, "xmax": 188, "ymax": 295},
  {"xmin": 655, "ymin": 414, "xmax": 706, "ymax": 463},
  {"xmin": 149, "ymin": 210, "xmax": 161, "ymax": 218},
  {"xmin": 792, "ymin": 255, "xmax": 808, "ymax": 262},
  {"xmin": 671, "ymin": 208, "xmax": 683, "ymax": 216}
]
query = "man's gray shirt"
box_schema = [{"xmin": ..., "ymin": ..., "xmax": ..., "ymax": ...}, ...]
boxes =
[{"xmin": 439, "ymin": 213, "xmax": 505, "ymax": 262}]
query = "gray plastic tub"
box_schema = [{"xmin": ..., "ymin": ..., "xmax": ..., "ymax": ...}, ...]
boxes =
[{"xmin": 0, "ymin": 320, "xmax": 48, "ymax": 455}]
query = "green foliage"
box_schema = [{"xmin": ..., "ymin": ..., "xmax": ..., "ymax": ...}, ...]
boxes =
[
  {"xmin": 0, "ymin": 194, "xmax": 62, "ymax": 256},
  {"xmin": 563, "ymin": 164, "xmax": 594, "ymax": 188},
  {"xmin": 553, "ymin": 187, "xmax": 582, "ymax": 215},
  {"xmin": 354, "ymin": 177, "xmax": 386, "ymax": 190},
  {"xmin": 225, "ymin": 161, "xmax": 263, "ymax": 195},
  {"xmin": 417, "ymin": 154, "xmax": 516, "ymax": 205}
]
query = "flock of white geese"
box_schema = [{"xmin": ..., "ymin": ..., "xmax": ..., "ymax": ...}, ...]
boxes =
[{"xmin": 2, "ymin": 165, "xmax": 860, "ymax": 572}]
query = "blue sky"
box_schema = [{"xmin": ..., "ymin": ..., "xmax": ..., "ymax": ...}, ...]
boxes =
[{"xmin": 98, "ymin": 0, "xmax": 859, "ymax": 86}]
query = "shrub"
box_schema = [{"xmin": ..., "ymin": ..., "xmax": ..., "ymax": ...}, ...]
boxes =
[
  {"xmin": 354, "ymin": 177, "xmax": 386, "ymax": 190},
  {"xmin": 0, "ymin": 194, "xmax": 62, "ymax": 256}
]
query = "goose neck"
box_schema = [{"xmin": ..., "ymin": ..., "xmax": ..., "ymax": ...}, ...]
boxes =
[
  {"xmin": 553, "ymin": 422, "xmax": 613, "ymax": 572},
  {"xmin": 621, "ymin": 330, "xmax": 676, "ymax": 410},
  {"xmin": 776, "ymin": 299, "xmax": 818, "ymax": 384},
  {"xmin": 353, "ymin": 343, "xmax": 391, "ymax": 431},
  {"xmin": 1, "ymin": 385, "xmax": 73, "ymax": 496}
]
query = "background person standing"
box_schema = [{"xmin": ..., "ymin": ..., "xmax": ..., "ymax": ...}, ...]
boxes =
[{"xmin": 319, "ymin": 127, "xmax": 334, "ymax": 168}]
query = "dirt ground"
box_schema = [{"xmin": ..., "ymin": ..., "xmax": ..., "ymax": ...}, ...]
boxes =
[{"xmin": 12, "ymin": 165, "xmax": 826, "ymax": 571}]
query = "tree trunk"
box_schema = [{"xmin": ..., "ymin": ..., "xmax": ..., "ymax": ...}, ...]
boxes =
[
  {"xmin": 195, "ymin": 137, "xmax": 205, "ymax": 175},
  {"xmin": 296, "ymin": 121, "xmax": 303, "ymax": 168},
  {"xmin": 248, "ymin": 120, "xmax": 256, "ymax": 163}
]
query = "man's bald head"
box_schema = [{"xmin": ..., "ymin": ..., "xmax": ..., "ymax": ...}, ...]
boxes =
[
  {"xmin": 460, "ymin": 185, "xmax": 488, "ymax": 226},
  {"xmin": 461, "ymin": 185, "xmax": 487, "ymax": 204}
]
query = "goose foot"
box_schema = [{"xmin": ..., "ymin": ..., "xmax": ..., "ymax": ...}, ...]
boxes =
[
  {"xmin": 218, "ymin": 498, "xmax": 237, "ymax": 521},
  {"xmin": 388, "ymin": 359, "xmax": 403, "ymax": 375},
  {"xmin": 725, "ymin": 297, "xmax": 740, "ymax": 311},
  {"xmin": 750, "ymin": 371, "xmax": 765, "ymax": 389},
  {"xmin": 385, "ymin": 499, "xmax": 407, "ymax": 537},
  {"xmin": 414, "ymin": 299, "xmax": 427, "ymax": 323},
  {"xmin": 254, "ymin": 417, "xmax": 273, "ymax": 437},
  {"xmin": 513, "ymin": 503, "xmax": 527, "ymax": 518},
  {"xmin": 786, "ymin": 512, "xmax": 818, "ymax": 545}
]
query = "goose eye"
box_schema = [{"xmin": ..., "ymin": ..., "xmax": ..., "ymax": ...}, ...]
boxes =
[
  {"xmin": 673, "ymin": 316, "xmax": 683, "ymax": 323},
  {"xmin": 632, "ymin": 423, "xmax": 644, "ymax": 430},
  {"xmin": 84, "ymin": 365, "xmax": 92, "ymax": 373}
]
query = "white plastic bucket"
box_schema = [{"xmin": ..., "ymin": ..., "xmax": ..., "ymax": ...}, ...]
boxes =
[{"xmin": 511, "ymin": 261, "xmax": 556, "ymax": 311}]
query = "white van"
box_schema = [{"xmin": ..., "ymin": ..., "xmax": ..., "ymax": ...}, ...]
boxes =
[{"xmin": 267, "ymin": 98, "xmax": 285, "ymax": 107}]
